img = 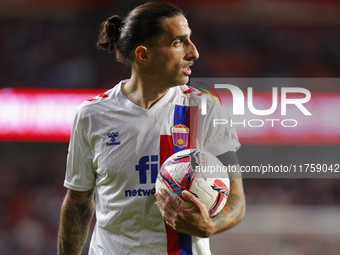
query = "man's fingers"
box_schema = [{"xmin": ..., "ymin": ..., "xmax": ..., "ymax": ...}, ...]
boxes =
[
  {"xmin": 182, "ymin": 190, "xmax": 204, "ymax": 208},
  {"xmin": 160, "ymin": 188, "xmax": 180, "ymax": 211},
  {"xmin": 182, "ymin": 190, "xmax": 195, "ymax": 201},
  {"xmin": 155, "ymin": 189, "xmax": 178, "ymax": 220},
  {"xmin": 155, "ymin": 197, "xmax": 176, "ymax": 229}
]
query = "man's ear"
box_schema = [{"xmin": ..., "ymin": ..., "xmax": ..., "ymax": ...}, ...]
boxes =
[{"xmin": 135, "ymin": 45, "xmax": 150, "ymax": 63}]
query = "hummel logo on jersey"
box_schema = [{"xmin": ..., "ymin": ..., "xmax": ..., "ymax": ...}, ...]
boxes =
[{"xmin": 106, "ymin": 132, "xmax": 121, "ymax": 146}]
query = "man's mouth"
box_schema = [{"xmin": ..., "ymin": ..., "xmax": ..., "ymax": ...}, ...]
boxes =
[
  {"xmin": 182, "ymin": 62, "xmax": 193, "ymax": 75},
  {"xmin": 182, "ymin": 66, "xmax": 191, "ymax": 75}
]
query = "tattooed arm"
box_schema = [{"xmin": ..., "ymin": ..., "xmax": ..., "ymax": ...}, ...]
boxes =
[
  {"xmin": 57, "ymin": 189, "xmax": 95, "ymax": 255},
  {"xmin": 155, "ymin": 164, "xmax": 245, "ymax": 237},
  {"xmin": 210, "ymin": 164, "xmax": 245, "ymax": 234}
]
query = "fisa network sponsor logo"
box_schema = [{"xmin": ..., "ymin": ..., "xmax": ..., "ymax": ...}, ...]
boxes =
[{"xmin": 125, "ymin": 155, "xmax": 158, "ymax": 197}]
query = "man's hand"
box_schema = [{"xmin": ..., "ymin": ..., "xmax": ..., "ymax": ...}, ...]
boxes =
[
  {"xmin": 155, "ymin": 164, "xmax": 246, "ymax": 237},
  {"xmin": 155, "ymin": 189, "xmax": 215, "ymax": 238}
]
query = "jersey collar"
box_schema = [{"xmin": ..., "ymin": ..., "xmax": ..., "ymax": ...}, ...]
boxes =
[{"xmin": 115, "ymin": 80, "xmax": 176, "ymax": 115}]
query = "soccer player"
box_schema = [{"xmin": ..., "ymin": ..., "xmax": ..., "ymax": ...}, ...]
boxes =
[{"xmin": 57, "ymin": 2, "xmax": 245, "ymax": 255}]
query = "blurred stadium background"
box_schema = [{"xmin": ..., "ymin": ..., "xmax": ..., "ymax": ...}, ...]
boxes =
[{"xmin": 0, "ymin": 0, "xmax": 340, "ymax": 254}]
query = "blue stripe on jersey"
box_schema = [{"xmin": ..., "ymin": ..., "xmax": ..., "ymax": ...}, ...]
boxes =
[
  {"xmin": 173, "ymin": 105, "xmax": 188, "ymax": 154},
  {"xmin": 179, "ymin": 232, "xmax": 192, "ymax": 255},
  {"xmin": 173, "ymin": 105, "xmax": 193, "ymax": 255}
]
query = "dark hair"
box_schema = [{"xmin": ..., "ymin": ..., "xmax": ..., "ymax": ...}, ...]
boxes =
[{"xmin": 97, "ymin": 2, "xmax": 184, "ymax": 62}]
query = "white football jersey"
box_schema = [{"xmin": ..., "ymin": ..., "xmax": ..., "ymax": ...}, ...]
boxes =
[{"xmin": 64, "ymin": 80, "xmax": 240, "ymax": 255}]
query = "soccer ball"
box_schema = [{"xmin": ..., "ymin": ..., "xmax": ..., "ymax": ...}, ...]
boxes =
[{"xmin": 155, "ymin": 149, "xmax": 230, "ymax": 217}]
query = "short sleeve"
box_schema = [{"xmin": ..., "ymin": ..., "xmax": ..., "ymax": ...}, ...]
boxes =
[
  {"xmin": 64, "ymin": 110, "xmax": 96, "ymax": 191},
  {"xmin": 202, "ymin": 103, "xmax": 241, "ymax": 156}
]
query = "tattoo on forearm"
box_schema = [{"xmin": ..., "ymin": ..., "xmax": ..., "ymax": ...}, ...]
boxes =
[
  {"xmin": 58, "ymin": 190, "xmax": 95, "ymax": 255},
  {"xmin": 228, "ymin": 169, "xmax": 242, "ymax": 183},
  {"xmin": 211, "ymin": 170, "xmax": 246, "ymax": 234},
  {"xmin": 227, "ymin": 193, "xmax": 243, "ymax": 220},
  {"xmin": 212, "ymin": 208, "xmax": 228, "ymax": 231},
  {"xmin": 212, "ymin": 193, "xmax": 243, "ymax": 233}
]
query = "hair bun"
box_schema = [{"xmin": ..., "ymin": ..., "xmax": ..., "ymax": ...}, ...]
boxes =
[
  {"xmin": 107, "ymin": 15, "xmax": 123, "ymax": 44},
  {"xmin": 97, "ymin": 2, "xmax": 183, "ymax": 61}
]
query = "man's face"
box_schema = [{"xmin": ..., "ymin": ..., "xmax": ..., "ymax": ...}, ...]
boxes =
[{"xmin": 149, "ymin": 15, "xmax": 199, "ymax": 87}]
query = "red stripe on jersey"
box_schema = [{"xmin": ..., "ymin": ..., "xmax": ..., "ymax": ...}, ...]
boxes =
[
  {"xmin": 160, "ymin": 105, "xmax": 199, "ymax": 255},
  {"xmin": 183, "ymin": 86, "xmax": 195, "ymax": 94},
  {"xmin": 160, "ymin": 135, "xmax": 174, "ymax": 168},
  {"xmin": 98, "ymin": 93, "xmax": 108, "ymax": 98},
  {"xmin": 187, "ymin": 106, "xmax": 198, "ymax": 149},
  {"xmin": 160, "ymin": 134, "xmax": 180, "ymax": 254},
  {"xmin": 165, "ymin": 224, "xmax": 181, "ymax": 255}
]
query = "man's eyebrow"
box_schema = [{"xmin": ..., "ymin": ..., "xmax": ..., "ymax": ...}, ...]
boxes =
[
  {"xmin": 171, "ymin": 34, "xmax": 188, "ymax": 42},
  {"xmin": 171, "ymin": 29, "xmax": 192, "ymax": 42}
]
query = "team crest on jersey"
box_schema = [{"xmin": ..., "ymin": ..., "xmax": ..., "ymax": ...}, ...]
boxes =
[{"xmin": 171, "ymin": 124, "xmax": 189, "ymax": 148}]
